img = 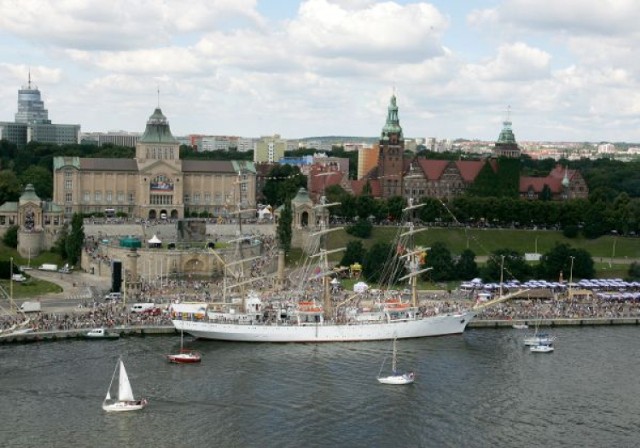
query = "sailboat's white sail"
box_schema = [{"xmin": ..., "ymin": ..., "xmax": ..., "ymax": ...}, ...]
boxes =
[
  {"xmin": 105, "ymin": 391, "xmax": 111, "ymax": 401},
  {"xmin": 118, "ymin": 360, "xmax": 135, "ymax": 402}
]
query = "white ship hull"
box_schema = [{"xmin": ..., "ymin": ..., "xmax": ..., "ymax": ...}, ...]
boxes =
[{"xmin": 172, "ymin": 310, "xmax": 476, "ymax": 343}]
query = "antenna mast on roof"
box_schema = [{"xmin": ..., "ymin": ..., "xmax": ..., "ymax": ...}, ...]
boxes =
[{"xmin": 157, "ymin": 84, "xmax": 160, "ymax": 108}]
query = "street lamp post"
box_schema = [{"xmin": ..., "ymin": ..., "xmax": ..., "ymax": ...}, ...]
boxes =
[
  {"xmin": 569, "ymin": 256, "xmax": 575, "ymax": 300},
  {"xmin": 499, "ymin": 255, "xmax": 505, "ymax": 298},
  {"xmin": 10, "ymin": 256, "xmax": 14, "ymax": 311}
]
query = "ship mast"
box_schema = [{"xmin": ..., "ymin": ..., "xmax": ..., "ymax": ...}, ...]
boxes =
[
  {"xmin": 226, "ymin": 169, "xmax": 257, "ymax": 310},
  {"xmin": 311, "ymin": 203, "xmax": 343, "ymax": 320},
  {"xmin": 396, "ymin": 201, "xmax": 429, "ymax": 308},
  {"xmin": 311, "ymin": 172, "xmax": 344, "ymax": 320}
]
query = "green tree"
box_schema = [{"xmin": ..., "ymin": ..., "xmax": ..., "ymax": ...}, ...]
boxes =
[
  {"xmin": 2, "ymin": 225, "xmax": 19, "ymax": 248},
  {"xmin": 0, "ymin": 170, "xmax": 22, "ymax": 204},
  {"xmin": 455, "ymin": 249, "xmax": 479, "ymax": 280},
  {"xmin": 536, "ymin": 243, "xmax": 595, "ymax": 281},
  {"xmin": 340, "ymin": 240, "xmax": 365, "ymax": 267},
  {"xmin": 363, "ymin": 242, "xmax": 397, "ymax": 284},
  {"xmin": 277, "ymin": 200, "xmax": 292, "ymax": 253},
  {"xmin": 385, "ymin": 196, "xmax": 406, "ymax": 222},
  {"xmin": 481, "ymin": 249, "xmax": 532, "ymax": 282},
  {"xmin": 262, "ymin": 165, "xmax": 306, "ymax": 207},
  {"xmin": 421, "ymin": 242, "xmax": 454, "ymax": 282},
  {"xmin": 627, "ymin": 262, "xmax": 640, "ymax": 281},
  {"xmin": 54, "ymin": 225, "xmax": 69, "ymax": 259},
  {"xmin": 345, "ymin": 219, "xmax": 372, "ymax": 238},
  {"xmin": 355, "ymin": 193, "xmax": 376, "ymax": 220},
  {"xmin": 20, "ymin": 165, "xmax": 53, "ymax": 199},
  {"xmin": 65, "ymin": 213, "xmax": 85, "ymax": 266}
]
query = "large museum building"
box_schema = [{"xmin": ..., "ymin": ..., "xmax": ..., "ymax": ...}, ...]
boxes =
[{"xmin": 53, "ymin": 107, "xmax": 256, "ymax": 220}]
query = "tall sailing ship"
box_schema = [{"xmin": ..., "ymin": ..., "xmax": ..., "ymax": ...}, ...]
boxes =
[{"xmin": 171, "ymin": 195, "xmax": 480, "ymax": 343}]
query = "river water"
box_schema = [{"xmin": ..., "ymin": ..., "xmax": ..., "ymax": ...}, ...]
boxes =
[{"xmin": 0, "ymin": 326, "xmax": 638, "ymax": 448}]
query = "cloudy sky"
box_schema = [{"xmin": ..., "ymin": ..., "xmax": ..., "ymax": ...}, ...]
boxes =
[{"xmin": 0, "ymin": 0, "xmax": 639, "ymax": 142}]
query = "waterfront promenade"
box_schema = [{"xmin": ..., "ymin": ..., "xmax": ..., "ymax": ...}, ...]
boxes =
[{"xmin": 3, "ymin": 268, "xmax": 640, "ymax": 344}]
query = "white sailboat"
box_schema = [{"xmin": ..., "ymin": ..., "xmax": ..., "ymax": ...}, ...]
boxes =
[
  {"xmin": 523, "ymin": 316, "xmax": 556, "ymax": 346},
  {"xmin": 377, "ymin": 337, "xmax": 415, "ymax": 385},
  {"xmin": 102, "ymin": 358, "xmax": 148, "ymax": 412},
  {"xmin": 171, "ymin": 195, "xmax": 489, "ymax": 342}
]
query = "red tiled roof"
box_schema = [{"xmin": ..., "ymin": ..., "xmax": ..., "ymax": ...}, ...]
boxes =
[
  {"xmin": 519, "ymin": 176, "xmax": 563, "ymax": 193},
  {"xmin": 309, "ymin": 169, "xmax": 345, "ymax": 194},
  {"xmin": 455, "ymin": 160, "xmax": 487, "ymax": 182},
  {"xmin": 548, "ymin": 164, "xmax": 579, "ymax": 181},
  {"xmin": 416, "ymin": 159, "xmax": 449, "ymax": 180},
  {"xmin": 350, "ymin": 178, "xmax": 381, "ymax": 197}
]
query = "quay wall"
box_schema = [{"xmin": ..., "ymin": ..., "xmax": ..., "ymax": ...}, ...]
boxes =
[
  {"xmin": 469, "ymin": 318, "xmax": 640, "ymax": 328},
  {"xmin": 2, "ymin": 318, "xmax": 640, "ymax": 344},
  {"xmin": 0, "ymin": 325, "xmax": 176, "ymax": 344}
]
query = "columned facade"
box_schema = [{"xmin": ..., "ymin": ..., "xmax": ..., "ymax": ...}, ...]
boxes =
[{"xmin": 52, "ymin": 107, "xmax": 256, "ymax": 219}]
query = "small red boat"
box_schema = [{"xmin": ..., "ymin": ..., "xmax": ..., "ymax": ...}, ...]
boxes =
[
  {"xmin": 166, "ymin": 349, "xmax": 202, "ymax": 364},
  {"xmin": 166, "ymin": 331, "xmax": 201, "ymax": 364}
]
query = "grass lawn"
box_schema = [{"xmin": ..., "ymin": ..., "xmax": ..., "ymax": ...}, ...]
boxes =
[
  {"xmin": 0, "ymin": 278, "xmax": 63, "ymax": 299},
  {"xmin": 325, "ymin": 227, "xmax": 640, "ymax": 259},
  {"xmin": 0, "ymin": 242, "xmax": 63, "ymax": 268}
]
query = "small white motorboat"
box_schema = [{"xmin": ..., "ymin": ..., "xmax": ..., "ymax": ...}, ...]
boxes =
[{"xmin": 530, "ymin": 344, "xmax": 554, "ymax": 353}]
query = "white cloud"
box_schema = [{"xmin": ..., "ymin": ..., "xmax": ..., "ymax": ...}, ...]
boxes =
[
  {"xmin": 288, "ymin": 0, "xmax": 448, "ymax": 62},
  {"xmin": 470, "ymin": 0, "xmax": 640, "ymax": 36},
  {"xmin": 1, "ymin": 1, "xmax": 640, "ymax": 141},
  {"xmin": 468, "ymin": 42, "xmax": 551, "ymax": 82},
  {"xmin": 0, "ymin": 0, "xmax": 263, "ymax": 51}
]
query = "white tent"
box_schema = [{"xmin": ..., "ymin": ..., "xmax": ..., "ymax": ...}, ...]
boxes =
[
  {"xmin": 353, "ymin": 281, "xmax": 369, "ymax": 293},
  {"xmin": 258, "ymin": 205, "xmax": 273, "ymax": 221},
  {"xmin": 147, "ymin": 235, "xmax": 162, "ymax": 247}
]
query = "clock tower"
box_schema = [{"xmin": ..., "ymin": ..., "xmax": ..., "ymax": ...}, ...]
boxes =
[{"xmin": 378, "ymin": 94, "xmax": 404, "ymax": 198}]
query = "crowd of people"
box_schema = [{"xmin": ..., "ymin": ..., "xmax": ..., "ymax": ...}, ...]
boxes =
[
  {"xmin": 476, "ymin": 297, "xmax": 640, "ymax": 320},
  {"xmin": 6, "ymin": 272, "xmax": 640, "ymax": 334}
]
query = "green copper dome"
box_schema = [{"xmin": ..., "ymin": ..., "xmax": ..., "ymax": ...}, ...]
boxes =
[
  {"xmin": 19, "ymin": 184, "xmax": 41, "ymax": 204},
  {"xmin": 291, "ymin": 187, "xmax": 311, "ymax": 204},
  {"xmin": 496, "ymin": 120, "xmax": 516, "ymax": 144},
  {"xmin": 381, "ymin": 94, "xmax": 403, "ymax": 139},
  {"xmin": 139, "ymin": 108, "xmax": 179, "ymax": 144}
]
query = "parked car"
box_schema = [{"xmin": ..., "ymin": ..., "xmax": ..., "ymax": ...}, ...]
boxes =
[
  {"xmin": 12, "ymin": 274, "xmax": 27, "ymax": 282},
  {"xmin": 141, "ymin": 307, "xmax": 163, "ymax": 316},
  {"xmin": 104, "ymin": 292, "xmax": 122, "ymax": 302}
]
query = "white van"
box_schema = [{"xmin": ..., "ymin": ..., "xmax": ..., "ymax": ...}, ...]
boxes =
[
  {"xmin": 104, "ymin": 292, "xmax": 122, "ymax": 301},
  {"xmin": 130, "ymin": 303, "xmax": 156, "ymax": 313}
]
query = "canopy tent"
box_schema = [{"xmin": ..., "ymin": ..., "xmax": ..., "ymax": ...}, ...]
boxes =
[
  {"xmin": 353, "ymin": 281, "xmax": 368, "ymax": 293},
  {"xmin": 148, "ymin": 235, "xmax": 162, "ymax": 248},
  {"xmin": 258, "ymin": 205, "xmax": 273, "ymax": 221}
]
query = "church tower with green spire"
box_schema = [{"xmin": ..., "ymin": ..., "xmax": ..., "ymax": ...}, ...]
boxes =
[
  {"xmin": 493, "ymin": 106, "xmax": 521, "ymax": 158},
  {"xmin": 378, "ymin": 93, "xmax": 404, "ymax": 198}
]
